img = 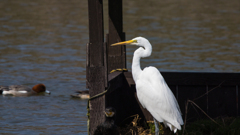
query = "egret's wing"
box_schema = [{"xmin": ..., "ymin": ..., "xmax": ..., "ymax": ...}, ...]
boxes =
[{"xmin": 136, "ymin": 66, "xmax": 183, "ymax": 130}]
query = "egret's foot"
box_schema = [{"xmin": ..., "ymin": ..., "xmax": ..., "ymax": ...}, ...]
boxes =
[{"xmin": 154, "ymin": 118, "xmax": 159, "ymax": 135}]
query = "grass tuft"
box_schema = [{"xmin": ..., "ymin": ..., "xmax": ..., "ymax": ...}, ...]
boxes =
[
  {"xmin": 119, "ymin": 116, "xmax": 240, "ymax": 135},
  {"xmin": 174, "ymin": 117, "xmax": 240, "ymax": 135}
]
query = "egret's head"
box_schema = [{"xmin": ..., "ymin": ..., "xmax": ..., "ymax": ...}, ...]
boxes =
[
  {"xmin": 111, "ymin": 37, "xmax": 148, "ymax": 47},
  {"xmin": 105, "ymin": 107, "xmax": 116, "ymax": 117}
]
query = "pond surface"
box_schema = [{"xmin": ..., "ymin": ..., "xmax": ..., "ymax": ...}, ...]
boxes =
[{"xmin": 0, "ymin": 0, "xmax": 239, "ymax": 134}]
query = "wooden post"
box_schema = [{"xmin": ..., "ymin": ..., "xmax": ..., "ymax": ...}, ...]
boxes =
[
  {"xmin": 86, "ymin": 0, "xmax": 106, "ymax": 134},
  {"xmin": 106, "ymin": 0, "xmax": 126, "ymax": 73}
]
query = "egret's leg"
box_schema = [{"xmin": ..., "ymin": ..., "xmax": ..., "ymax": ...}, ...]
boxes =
[{"xmin": 154, "ymin": 118, "xmax": 159, "ymax": 135}]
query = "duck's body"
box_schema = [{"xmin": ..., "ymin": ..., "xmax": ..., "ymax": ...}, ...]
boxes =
[
  {"xmin": 1, "ymin": 84, "xmax": 50, "ymax": 96},
  {"xmin": 70, "ymin": 90, "xmax": 89, "ymax": 99}
]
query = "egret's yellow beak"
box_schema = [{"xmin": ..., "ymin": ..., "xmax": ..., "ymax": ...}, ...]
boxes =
[{"xmin": 111, "ymin": 40, "xmax": 137, "ymax": 46}]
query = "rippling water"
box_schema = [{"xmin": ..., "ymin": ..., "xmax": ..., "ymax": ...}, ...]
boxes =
[
  {"xmin": 0, "ymin": 0, "xmax": 88, "ymax": 134},
  {"xmin": 0, "ymin": 0, "xmax": 240, "ymax": 134},
  {"xmin": 123, "ymin": 0, "xmax": 240, "ymax": 72}
]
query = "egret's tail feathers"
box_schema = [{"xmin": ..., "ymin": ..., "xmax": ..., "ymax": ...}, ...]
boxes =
[
  {"xmin": 163, "ymin": 121, "xmax": 181, "ymax": 134},
  {"xmin": 173, "ymin": 127, "xmax": 178, "ymax": 133},
  {"xmin": 167, "ymin": 123, "xmax": 173, "ymax": 131}
]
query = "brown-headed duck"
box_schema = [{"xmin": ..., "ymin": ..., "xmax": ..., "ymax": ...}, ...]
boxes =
[{"xmin": 1, "ymin": 84, "xmax": 50, "ymax": 96}]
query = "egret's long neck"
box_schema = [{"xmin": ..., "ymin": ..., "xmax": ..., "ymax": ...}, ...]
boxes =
[{"xmin": 132, "ymin": 42, "xmax": 152, "ymax": 82}]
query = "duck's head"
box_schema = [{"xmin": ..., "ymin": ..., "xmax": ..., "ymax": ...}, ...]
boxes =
[
  {"xmin": 105, "ymin": 107, "xmax": 116, "ymax": 117},
  {"xmin": 32, "ymin": 84, "xmax": 51, "ymax": 94}
]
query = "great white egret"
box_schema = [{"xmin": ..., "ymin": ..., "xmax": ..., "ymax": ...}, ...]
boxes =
[{"xmin": 111, "ymin": 37, "xmax": 183, "ymax": 134}]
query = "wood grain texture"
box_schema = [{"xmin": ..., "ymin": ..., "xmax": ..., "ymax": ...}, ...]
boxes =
[
  {"xmin": 87, "ymin": 0, "xmax": 105, "ymax": 134},
  {"xmin": 87, "ymin": 67, "xmax": 105, "ymax": 134},
  {"xmin": 106, "ymin": 0, "xmax": 126, "ymax": 73}
]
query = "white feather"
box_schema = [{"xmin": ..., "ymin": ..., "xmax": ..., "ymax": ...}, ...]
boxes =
[{"xmin": 136, "ymin": 67, "xmax": 183, "ymax": 130}]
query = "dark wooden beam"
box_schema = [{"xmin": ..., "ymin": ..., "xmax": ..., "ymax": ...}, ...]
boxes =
[
  {"xmin": 124, "ymin": 72, "xmax": 240, "ymax": 86},
  {"xmin": 107, "ymin": 0, "xmax": 126, "ymax": 74},
  {"xmin": 87, "ymin": 0, "xmax": 105, "ymax": 134},
  {"xmin": 106, "ymin": 72, "xmax": 148, "ymax": 127},
  {"xmin": 121, "ymin": 71, "xmax": 240, "ymax": 121}
]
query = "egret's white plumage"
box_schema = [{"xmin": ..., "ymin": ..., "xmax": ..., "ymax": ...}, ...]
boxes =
[{"xmin": 111, "ymin": 37, "xmax": 183, "ymax": 134}]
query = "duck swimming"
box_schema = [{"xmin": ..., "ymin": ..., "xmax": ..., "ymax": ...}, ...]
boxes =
[
  {"xmin": 0, "ymin": 84, "xmax": 50, "ymax": 96},
  {"xmin": 70, "ymin": 90, "xmax": 89, "ymax": 99}
]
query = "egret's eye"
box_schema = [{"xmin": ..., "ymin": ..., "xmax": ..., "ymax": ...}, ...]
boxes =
[{"xmin": 132, "ymin": 40, "xmax": 138, "ymax": 43}]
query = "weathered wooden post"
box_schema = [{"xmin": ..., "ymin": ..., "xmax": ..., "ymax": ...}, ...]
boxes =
[
  {"xmin": 86, "ymin": 0, "xmax": 106, "ymax": 134},
  {"xmin": 106, "ymin": 0, "xmax": 126, "ymax": 73},
  {"xmin": 87, "ymin": 0, "xmax": 142, "ymax": 133}
]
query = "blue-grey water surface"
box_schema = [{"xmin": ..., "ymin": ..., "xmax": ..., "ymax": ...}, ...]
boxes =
[{"xmin": 0, "ymin": 0, "xmax": 240, "ymax": 134}]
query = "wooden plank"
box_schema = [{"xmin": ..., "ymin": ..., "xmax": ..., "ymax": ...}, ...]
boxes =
[
  {"xmin": 169, "ymin": 85, "xmax": 178, "ymax": 99},
  {"xmin": 107, "ymin": 55, "xmax": 125, "ymax": 73},
  {"xmin": 88, "ymin": 0, "xmax": 104, "ymax": 51},
  {"xmin": 103, "ymin": 42, "xmax": 108, "ymax": 87},
  {"xmin": 86, "ymin": 43, "xmax": 90, "ymax": 88},
  {"xmin": 106, "ymin": 72, "xmax": 147, "ymax": 126},
  {"xmin": 238, "ymin": 85, "xmax": 240, "ymax": 116},
  {"xmin": 124, "ymin": 72, "xmax": 135, "ymax": 86},
  {"xmin": 87, "ymin": 0, "xmax": 105, "ymax": 134},
  {"xmin": 123, "ymin": 71, "xmax": 240, "ymax": 121},
  {"xmin": 178, "ymin": 85, "xmax": 208, "ymax": 121},
  {"xmin": 124, "ymin": 72, "xmax": 240, "ymax": 86},
  {"xmin": 162, "ymin": 72, "xmax": 240, "ymax": 86},
  {"xmin": 107, "ymin": 0, "xmax": 126, "ymax": 73},
  {"xmin": 108, "ymin": 72, "xmax": 122, "ymax": 82},
  {"xmin": 208, "ymin": 86, "xmax": 237, "ymax": 117}
]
